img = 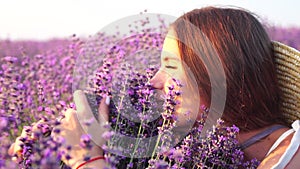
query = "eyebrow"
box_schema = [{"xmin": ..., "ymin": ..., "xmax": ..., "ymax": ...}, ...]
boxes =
[{"xmin": 163, "ymin": 56, "xmax": 180, "ymax": 61}]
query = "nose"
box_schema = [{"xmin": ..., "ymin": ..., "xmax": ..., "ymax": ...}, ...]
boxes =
[{"xmin": 149, "ymin": 69, "xmax": 165, "ymax": 90}]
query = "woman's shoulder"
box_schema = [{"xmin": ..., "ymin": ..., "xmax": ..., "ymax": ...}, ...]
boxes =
[
  {"xmin": 286, "ymin": 149, "xmax": 300, "ymax": 169},
  {"xmin": 285, "ymin": 120, "xmax": 300, "ymax": 168},
  {"xmin": 258, "ymin": 120, "xmax": 300, "ymax": 169}
]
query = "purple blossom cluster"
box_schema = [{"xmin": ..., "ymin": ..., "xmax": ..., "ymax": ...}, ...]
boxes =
[
  {"xmin": 0, "ymin": 37, "xmax": 81, "ymax": 168},
  {"xmin": 176, "ymin": 118, "xmax": 260, "ymax": 169},
  {"xmin": 146, "ymin": 107, "xmax": 260, "ymax": 169},
  {"xmin": 89, "ymin": 48, "xmax": 166, "ymax": 169}
]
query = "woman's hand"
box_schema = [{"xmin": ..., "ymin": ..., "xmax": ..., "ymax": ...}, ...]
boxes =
[
  {"xmin": 8, "ymin": 119, "xmax": 49, "ymax": 163},
  {"xmin": 51, "ymin": 90, "xmax": 109, "ymax": 169}
]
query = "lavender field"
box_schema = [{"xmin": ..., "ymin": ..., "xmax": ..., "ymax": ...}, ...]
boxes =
[
  {"xmin": 268, "ymin": 26, "xmax": 300, "ymax": 50},
  {"xmin": 0, "ymin": 25, "xmax": 299, "ymax": 168}
]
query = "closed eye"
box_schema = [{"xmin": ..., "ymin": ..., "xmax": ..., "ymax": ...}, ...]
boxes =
[{"xmin": 165, "ymin": 65, "xmax": 177, "ymax": 69}]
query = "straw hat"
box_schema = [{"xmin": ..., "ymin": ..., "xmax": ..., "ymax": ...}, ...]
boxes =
[{"xmin": 272, "ymin": 41, "xmax": 300, "ymax": 124}]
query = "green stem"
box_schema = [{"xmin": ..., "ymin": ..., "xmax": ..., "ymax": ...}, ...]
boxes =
[{"xmin": 127, "ymin": 93, "xmax": 150, "ymax": 168}]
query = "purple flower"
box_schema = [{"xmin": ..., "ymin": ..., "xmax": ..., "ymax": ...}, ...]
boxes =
[{"xmin": 80, "ymin": 134, "xmax": 93, "ymax": 149}]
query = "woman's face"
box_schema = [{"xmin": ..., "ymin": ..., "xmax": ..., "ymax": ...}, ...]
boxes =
[
  {"xmin": 150, "ymin": 29, "xmax": 184, "ymax": 93},
  {"xmin": 150, "ymin": 29, "xmax": 200, "ymax": 130}
]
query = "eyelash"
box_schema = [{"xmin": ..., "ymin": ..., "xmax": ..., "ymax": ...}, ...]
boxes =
[{"xmin": 165, "ymin": 65, "xmax": 177, "ymax": 69}]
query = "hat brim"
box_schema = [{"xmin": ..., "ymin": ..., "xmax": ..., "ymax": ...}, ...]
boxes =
[{"xmin": 272, "ymin": 41, "xmax": 300, "ymax": 124}]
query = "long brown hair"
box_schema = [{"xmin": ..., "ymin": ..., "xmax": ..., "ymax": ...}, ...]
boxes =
[{"xmin": 172, "ymin": 7, "xmax": 287, "ymax": 131}]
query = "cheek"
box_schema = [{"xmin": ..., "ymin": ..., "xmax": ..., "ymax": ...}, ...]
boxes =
[
  {"xmin": 152, "ymin": 69, "xmax": 200, "ymax": 128},
  {"xmin": 160, "ymin": 69, "xmax": 185, "ymax": 93},
  {"xmin": 174, "ymin": 89, "xmax": 200, "ymax": 128},
  {"xmin": 172, "ymin": 77, "xmax": 200, "ymax": 127}
]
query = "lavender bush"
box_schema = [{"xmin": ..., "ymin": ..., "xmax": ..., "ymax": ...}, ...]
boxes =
[{"xmin": 0, "ymin": 37, "xmax": 81, "ymax": 168}]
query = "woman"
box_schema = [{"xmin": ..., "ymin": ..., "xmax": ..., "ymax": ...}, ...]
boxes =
[{"xmin": 9, "ymin": 7, "xmax": 300, "ymax": 169}]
